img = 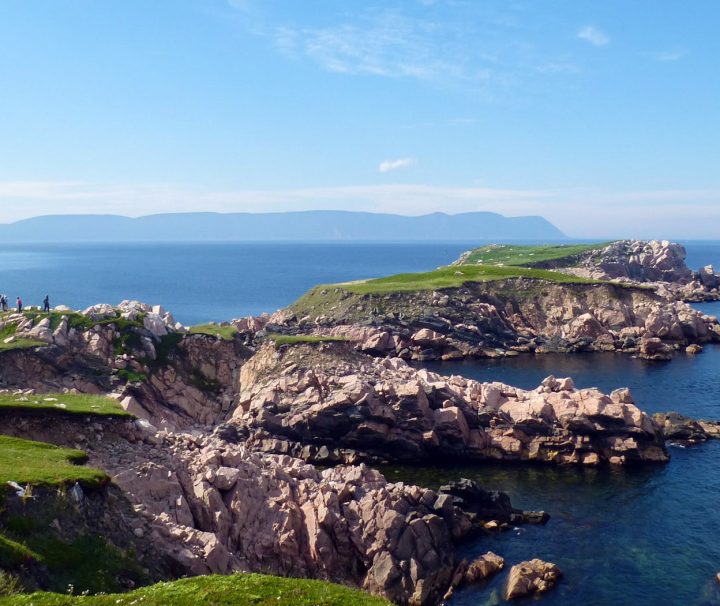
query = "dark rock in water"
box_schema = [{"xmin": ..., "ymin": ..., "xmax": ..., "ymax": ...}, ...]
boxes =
[
  {"xmin": 438, "ymin": 479, "xmax": 550, "ymax": 526},
  {"xmin": 639, "ymin": 337, "xmax": 673, "ymax": 361},
  {"xmin": 653, "ymin": 412, "xmax": 720, "ymax": 443},
  {"xmin": 439, "ymin": 478, "xmax": 514, "ymax": 520},
  {"xmin": 523, "ymin": 510, "xmax": 551, "ymax": 524}
]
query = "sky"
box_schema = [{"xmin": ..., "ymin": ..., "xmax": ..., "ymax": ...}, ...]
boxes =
[{"xmin": 0, "ymin": 0, "xmax": 719, "ymax": 239}]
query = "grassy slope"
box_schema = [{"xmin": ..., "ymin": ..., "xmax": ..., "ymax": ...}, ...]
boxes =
[
  {"xmin": 459, "ymin": 242, "xmax": 610, "ymax": 267},
  {"xmin": 336, "ymin": 264, "xmax": 600, "ymax": 295},
  {"xmin": 0, "ymin": 574, "xmax": 391, "ymax": 606},
  {"xmin": 0, "ymin": 435, "xmax": 107, "ymax": 488},
  {"xmin": 0, "ymin": 322, "xmax": 45, "ymax": 353},
  {"xmin": 269, "ymin": 334, "xmax": 349, "ymax": 345},
  {"xmin": 0, "ymin": 394, "xmax": 131, "ymax": 418},
  {"xmin": 189, "ymin": 324, "xmax": 239, "ymax": 340}
]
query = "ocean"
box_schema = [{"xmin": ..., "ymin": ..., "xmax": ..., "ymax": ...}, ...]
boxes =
[
  {"xmin": 0, "ymin": 240, "xmax": 717, "ymax": 326},
  {"xmin": 1, "ymin": 239, "xmax": 719, "ymax": 604}
]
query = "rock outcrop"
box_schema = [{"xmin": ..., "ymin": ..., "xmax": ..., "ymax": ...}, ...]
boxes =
[
  {"xmin": 0, "ymin": 411, "xmax": 495, "ymax": 606},
  {"xmin": 653, "ymin": 412, "xmax": 720, "ymax": 443},
  {"xmin": 291, "ymin": 280, "xmax": 720, "ymax": 362},
  {"xmin": 235, "ymin": 342, "xmax": 668, "ymax": 466},
  {"xmin": 504, "ymin": 559, "xmax": 562, "ymax": 600},
  {"xmin": 566, "ymin": 240, "xmax": 694, "ymax": 284}
]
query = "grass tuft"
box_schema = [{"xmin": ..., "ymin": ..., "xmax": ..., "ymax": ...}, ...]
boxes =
[
  {"xmin": 268, "ymin": 334, "xmax": 348, "ymax": 346},
  {"xmin": 0, "ymin": 393, "xmax": 131, "ymax": 418},
  {"xmin": 0, "ymin": 435, "xmax": 108, "ymax": 488},
  {"xmin": 189, "ymin": 324, "xmax": 238, "ymax": 340}
]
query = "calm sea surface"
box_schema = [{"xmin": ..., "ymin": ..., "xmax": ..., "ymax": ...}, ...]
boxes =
[{"xmin": 1, "ymin": 240, "xmax": 719, "ymax": 604}]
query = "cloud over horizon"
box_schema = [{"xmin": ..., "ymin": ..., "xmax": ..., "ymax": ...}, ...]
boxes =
[{"xmin": 378, "ymin": 158, "xmax": 416, "ymax": 173}]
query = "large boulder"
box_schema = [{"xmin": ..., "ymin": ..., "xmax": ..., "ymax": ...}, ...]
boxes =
[{"xmin": 504, "ymin": 559, "xmax": 562, "ymax": 600}]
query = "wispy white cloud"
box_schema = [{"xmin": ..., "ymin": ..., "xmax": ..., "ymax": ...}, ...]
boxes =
[
  {"xmin": 652, "ymin": 49, "xmax": 687, "ymax": 62},
  {"xmin": 378, "ymin": 158, "xmax": 416, "ymax": 173},
  {"xmin": 235, "ymin": 4, "xmax": 585, "ymax": 92},
  {"xmin": 577, "ymin": 26, "xmax": 610, "ymax": 47}
]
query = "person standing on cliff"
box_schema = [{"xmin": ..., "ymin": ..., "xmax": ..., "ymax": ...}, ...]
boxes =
[
  {"xmin": 16, "ymin": 297, "xmax": 22, "ymax": 313},
  {"xmin": 0, "ymin": 295, "xmax": 7, "ymax": 312},
  {"xmin": 43, "ymin": 295, "xmax": 50, "ymax": 313}
]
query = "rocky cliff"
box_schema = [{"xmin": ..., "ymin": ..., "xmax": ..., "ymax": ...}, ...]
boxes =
[
  {"xmin": 290, "ymin": 279, "xmax": 719, "ymax": 361},
  {"xmin": 0, "ymin": 304, "xmax": 559, "ymax": 605},
  {"xmin": 234, "ymin": 342, "xmax": 667, "ymax": 466}
]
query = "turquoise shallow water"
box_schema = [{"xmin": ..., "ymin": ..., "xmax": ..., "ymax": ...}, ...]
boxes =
[{"xmin": 402, "ymin": 339, "xmax": 720, "ymax": 606}]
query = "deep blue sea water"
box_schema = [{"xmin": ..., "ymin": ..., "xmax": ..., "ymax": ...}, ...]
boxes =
[
  {"xmin": 0, "ymin": 240, "xmax": 719, "ymax": 604},
  {"xmin": 405, "ymin": 342, "xmax": 720, "ymax": 606},
  {"xmin": 0, "ymin": 241, "xmax": 476, "ymax": 324},
  {"xmin": 0, "ymin": 240, "xmax": 716, "ymax": 326}
]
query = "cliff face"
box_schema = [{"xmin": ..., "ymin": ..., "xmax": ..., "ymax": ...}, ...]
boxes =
[{"xmin": 291, "ymin": 279, "xmax": 720, "ymax": 361}]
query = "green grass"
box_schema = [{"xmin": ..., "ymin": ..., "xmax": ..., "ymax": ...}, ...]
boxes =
[
  {"xmin": 268, "ymin": 334, "xmax": 349, "ymax": 346},
  {"xmin": 0, "ymin": 534, "xmax": 38, "ymax": 569},
  {"xmin": 334, "ymin": 263, "xmax": 601, "ymax": 295},
  {"xmin": 0, "ymin": 514, "xmax": 148, "ymax": 594},
  {"xmin": 0, "ymin": 435, "xmax": 108, "ymax": 488},
  {"xmin": 189, "ymin": 324, "xmax": 239, "ymax": 340},
  {"xmin": 0, "ymin": 322, "xmax": 46, "ymax": 353},
  {"xmin": 14, "ymin": 533, "xmax": 146, "ymax": 595},
  {"xmin": 0, "ymin": 573, "xmax": 391, "ymax": 605},
  {"xmin": 0, "ymin": 393, "xmax": 131, "ymax": 418},
  {"xmin": 115, "ymin": 368, "xmax": 148, "ymax": 383},
  {"xmin": 459, "ymin": 242, "xmax": 611, "ymax": 267}
]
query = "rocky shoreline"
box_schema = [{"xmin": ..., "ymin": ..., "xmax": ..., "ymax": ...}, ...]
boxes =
[{"xmin": 0, "ymin": 239, "xmax": 718, "ymax": 604}]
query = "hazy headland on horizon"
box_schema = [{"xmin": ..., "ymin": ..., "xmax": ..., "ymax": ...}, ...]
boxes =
[{"xmin": 0, "ymin": 210, "xmax": 565, "ymax": 243}]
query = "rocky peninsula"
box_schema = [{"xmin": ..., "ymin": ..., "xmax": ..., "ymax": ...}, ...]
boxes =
[
  {"xmin": 286, "ymin": 240, "xmax": 720, "ymax": 361},
  {"xmin": 0, "ymin": 239, "xmax": 718, "ymax": 604}
]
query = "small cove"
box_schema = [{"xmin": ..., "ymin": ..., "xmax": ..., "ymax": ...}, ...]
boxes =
[{"xmin": 397, "ymin": 335, "xmax": 720, "ymax": 605}]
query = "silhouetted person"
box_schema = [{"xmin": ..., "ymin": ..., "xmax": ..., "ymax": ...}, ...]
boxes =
[
  {"xmin": 16, "ymin": 297, "xmax": 22, "ymax": 313},
  {"xmin": 0, "ymin": 295, "xmax": 7, "ymax": 312},
  {"xmin": 43, "ymin": 295, "xmax": 50, "ymax": 313}
]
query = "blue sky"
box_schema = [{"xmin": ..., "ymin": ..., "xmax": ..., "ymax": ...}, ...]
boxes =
[{"xmin": 0, "ymin": 0, "xmax": 718, "ymax": 238}]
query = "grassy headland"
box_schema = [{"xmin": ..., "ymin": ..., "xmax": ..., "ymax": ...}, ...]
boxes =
[
  {"xmin": 337, "ymin": 263, "xmax": 601, "ymax": 295},
  {"xmin": 458, "ymin": 242, "xmax": 611, "ymax": 267},
  {"xmin": 0, "ymin": 573, "xmax": 391, "ymax": 605}
]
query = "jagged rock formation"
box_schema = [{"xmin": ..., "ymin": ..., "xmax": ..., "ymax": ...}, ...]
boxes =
[
  {"xmin": 562, "ymin": 240, "xmax": 694, "ymax": 283},
  {"xmin": 235, "ymin": 342, "xmax": 668, "ymax": 466},
  {"xmin": 0, "ymin": 410, "xmax": 507, "ymax": 606}
]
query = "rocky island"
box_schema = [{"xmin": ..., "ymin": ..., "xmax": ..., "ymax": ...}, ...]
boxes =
[{"xmin": 0, "ymin": 239, "xmax": 718, "ymax": 605}]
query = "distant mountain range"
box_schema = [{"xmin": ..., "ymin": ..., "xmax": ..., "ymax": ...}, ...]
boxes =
[{"xmin": 0, "ymin": 211, "xmax": 566, "ymax": 242}]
